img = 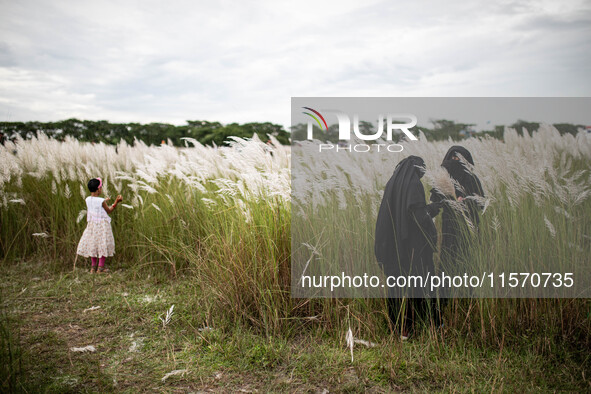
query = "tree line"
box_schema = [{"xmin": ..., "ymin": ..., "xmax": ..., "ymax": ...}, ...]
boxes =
[
  {"xmin": 0, "ymin": 119, "xmax": 290, "ymax": 146},
  {"xmin": 0, "ymin": 118, "xmax": 586, "ymax": 147},
  {"xmin": 290, "ymin": 119, "xmax": 587, "ymax": 142}
]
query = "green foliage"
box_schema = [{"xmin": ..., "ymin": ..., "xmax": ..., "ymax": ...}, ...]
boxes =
[
  {"xmin": 1, "ymin": 263, "xmax": 590, "ymax": 392},
  {"xmin": 1, "ymin": 118, "xmax": 585, "ymax": 147},
  {"xmin": 0, "ymin": 292, "xmax": 23, "ymax": 393},
  {"xmin": 0, "ymin": 119, "xmax": 290, "ymax": 147},
  {"xmin": 490, "ymin": 120, "xmax": 587, "ymax": 138}
]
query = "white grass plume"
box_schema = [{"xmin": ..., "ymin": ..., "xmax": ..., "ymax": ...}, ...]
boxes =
[
  {"xmin": 346, "ymin": 327, "xmax": 354, "ymax": 362},
  {"xmin": 161, "ymin": 369, "xmax": 187, "ymax": 382},
  {"xmin": 353, "ymin": 338, "xmax": 378, "ymax": 348},
  {"xmin": 128, "ymin": 336, "xmax": 144, "ymax": 353},
  {"xmin": 424, "ymin": 166, "xmax": 456, "ymax": 198},
  {"xmin": 70, "ymin": 345, "xmax": 96, "ymax": 353},
  {"xmin": 160, "ymin": 304, "xmax": 174, "ymax": 328},
  {"xmin": 491, "ymin": 215, "xmax": 500, "ymax": 232},
  {"xmin": 141, "ymin": 295, "xmax": 160, "ymax": 303},
  {"xmin": 79, "ymin": 184, "xmax": 86, "ymax": 200},
  {"xmin": 76, "ymin": 210, "xmax": 87, "ymax": 223},
  {"xmin": 297, "ymin": 242, "xmax": 321, "ymax": 287},
  {"xmin": 544, "ymin": 215, "xmax": 556, "ymax": 238},
  {"xmin": 32, "ymin": 232, "xmax": 49, "ymax": 238}
]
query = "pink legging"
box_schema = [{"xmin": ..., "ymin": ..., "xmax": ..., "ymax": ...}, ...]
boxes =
[{"xmin": 91, "ymin": 257, "xmax": 106, "ymax": 268}]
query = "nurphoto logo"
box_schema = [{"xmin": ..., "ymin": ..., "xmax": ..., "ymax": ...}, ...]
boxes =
[{"xmin": 302, "ymin": 107, "xmax": 418, "ymax": 152}]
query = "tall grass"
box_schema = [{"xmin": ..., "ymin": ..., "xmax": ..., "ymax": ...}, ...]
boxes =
[
  {"xmin": 1, "ymin": 127, "xmax": 591, "ymax": 353},
  {"xmin": 292, "ymin": 124, "xmax": 591, "ymax": 350},
  {"xmin": 0, "ymin": 290, "xmax": 23, "ymax": 392},
  {"xmin": 0, "ymin": 133, "xmax": 292, "ymax": 334}
]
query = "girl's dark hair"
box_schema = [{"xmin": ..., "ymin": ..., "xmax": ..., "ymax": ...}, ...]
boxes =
[{"xmin": 88, "ymin": 178, "xmax": 100, "ymax": 192}]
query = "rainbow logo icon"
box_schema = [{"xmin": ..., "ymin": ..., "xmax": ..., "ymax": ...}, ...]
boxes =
[{"xmin": 302, "ymin": 107, "xmax": 328, "ymax": 131}]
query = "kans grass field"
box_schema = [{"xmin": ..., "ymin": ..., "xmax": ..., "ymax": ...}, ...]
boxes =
[{"xmin": 1, "ymin": 127, "xmax": 591, "ymax": 392}]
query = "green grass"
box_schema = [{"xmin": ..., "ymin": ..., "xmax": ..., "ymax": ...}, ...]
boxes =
[
  {"xmin": 1, "ymin": 260, "xmax": 590, "ymax": 392},
  {"xmin": 2, "ymin": 132, "xmax": 591, "ymax": 391}
]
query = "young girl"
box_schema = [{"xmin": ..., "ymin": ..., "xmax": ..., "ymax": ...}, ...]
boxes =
[{"xmin": 76, "ymin": 177, "xmax": 123, "ymax": 273}]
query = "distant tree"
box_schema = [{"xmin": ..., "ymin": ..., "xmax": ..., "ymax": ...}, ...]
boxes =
[
  {"xmin": 552, "ymin": 123, "xmax": 585, "ymax": 136},
  {"xmin": 482, "ymin": 126, "xmax": 505, "ymax": 140},
  {"xmin": 239, "ymin": 122, "xmax": 290, "ymax": 145},
  {"xmin": 509, "ymin": 120, "xmax": 540, "ymax": 136},
  {"xmin": 0, "ymin": 119, "xmax": 291, "ymax": 147},
  {"xmin": 430, "ymin": 119, "xmax": 475, "ymax": 141},
  {"xmin": 0, "ymin": 118, "xmax": 583, "ymax": 147},
  {"xmin": 289, "ymin": 123, "xmax": 307, "ymax": 142},
  {"xmin": 357, "ymin": 120, "xmax": 375, "ymax": 137},
  {"xmin": 187, "ymin": 120, "xmax": 224, "ymax": 143}
]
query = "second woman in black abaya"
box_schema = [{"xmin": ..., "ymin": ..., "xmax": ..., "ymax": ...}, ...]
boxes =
[
  {"xmin": 375, "ymin": 156, "xmax": 441, "ymax": 336},
  {"xmin": 430, "ymin": 146, "xmax": 485, "ymax": 275}
]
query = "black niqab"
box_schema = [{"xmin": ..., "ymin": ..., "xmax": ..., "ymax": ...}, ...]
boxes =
[
  {"xmin": 431, "ymin": 146, "xmax": 484, "ymax": 272},
  {"xmin": 375, "ymin": 156, "xmax": 436, "ymax": 278},
  {"xmin": 439, "ymin": 146, "xmax": 483, "ymax": 200},
  {"xmin": 443, "ymin": 145, "xmax": 474, "ymax": 165},
  {"xmin": 376, "ymin": 156, "xmax": 441, "ymax": 326}
]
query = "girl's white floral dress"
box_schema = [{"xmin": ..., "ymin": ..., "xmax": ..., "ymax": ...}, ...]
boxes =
[{"xmin": 76, "ymin": 196, "xmax": 115, "ymax": 257}]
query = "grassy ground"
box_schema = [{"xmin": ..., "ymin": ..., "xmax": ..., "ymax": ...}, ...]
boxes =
[{"xmin": 2, "ymin": 260, "xmax": 589, "ymax": 393}]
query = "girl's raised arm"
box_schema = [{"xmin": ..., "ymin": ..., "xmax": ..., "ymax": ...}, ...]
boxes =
[{"xmin": 102, "ymin": 195, "xmax": 123, "ymax": 214}]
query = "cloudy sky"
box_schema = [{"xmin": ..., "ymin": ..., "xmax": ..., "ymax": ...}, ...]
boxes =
[{"xmin": 0, "ymin": 0, "xmax": 590, "ymax": 129}]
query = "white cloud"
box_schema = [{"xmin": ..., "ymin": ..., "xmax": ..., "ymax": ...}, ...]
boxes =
[{"xmin": 0, "ymin": 0, "xmax": 590, "ymax": 128}]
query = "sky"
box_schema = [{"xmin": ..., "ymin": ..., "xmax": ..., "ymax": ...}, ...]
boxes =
[{"xmin": 0, "ymin": 0, "xmax": 590, "ymax": 129}]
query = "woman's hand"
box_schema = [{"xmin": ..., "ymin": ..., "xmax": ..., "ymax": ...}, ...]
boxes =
[
  {"xmin": 458, "ymin": 196, "xmax": 465, "ymax": 202},
  {"xmin": 116, "ymin": 195, "xmax": 123, "ymax": 203}
]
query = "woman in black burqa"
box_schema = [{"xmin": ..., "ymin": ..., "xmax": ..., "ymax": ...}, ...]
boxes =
[
  {"xmin": 375, "ymin": 156, "xmax": 441, "ymax": 336},
  {"xmin": 430, "ymin": 146, "xmax": 485, "ymax": 275}
]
